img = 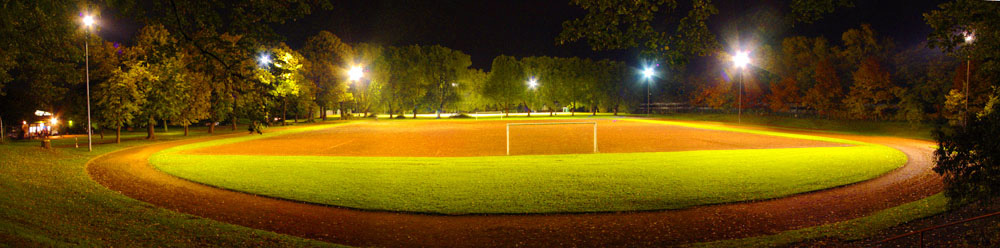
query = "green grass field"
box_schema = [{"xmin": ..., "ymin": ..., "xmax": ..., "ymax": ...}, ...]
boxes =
[
  {"xmin": 152, "ymin": 119, "xmax": 906, "ymax": 214},
  {"xmin": 0, "ymin": 127, "xmax": 339, "ymax": 247}
]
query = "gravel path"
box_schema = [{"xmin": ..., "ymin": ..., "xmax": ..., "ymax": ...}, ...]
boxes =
[{"xmin": 86, "ymin": 122, "xmax": 941, "ymax": 247}]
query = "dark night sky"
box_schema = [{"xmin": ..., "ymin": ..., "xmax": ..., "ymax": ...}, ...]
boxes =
[{"xmin": 98, "ymin": 0, "xmax": 948, "ymax": 70}]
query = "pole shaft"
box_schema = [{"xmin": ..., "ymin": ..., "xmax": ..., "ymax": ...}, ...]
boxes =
[
  {"xmin": 86, "ymin": 30, "xmax": 92, "ymax": 151},
  {"xmin": 739, "ymin": 70, "xmax": 743, "ymax": 124},
  {"xmin": 966, "ymin": 59, "xmax": 970, "ymax": 126}
]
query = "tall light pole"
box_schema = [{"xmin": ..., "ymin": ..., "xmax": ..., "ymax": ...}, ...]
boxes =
[
  {"xmin": 733, "ymin": 51, "xmax": 750, "ymax": 124},
  {"xmin": 642, "ymin": 67, "xmax": 655, "ymax": 117},
  {"xmin": 963, "ymin": 32, "xmax": 974, "ymax": 127},
  {"xmin": 83, "ymin": 14, "xmax": 95, "ymax": 151}
]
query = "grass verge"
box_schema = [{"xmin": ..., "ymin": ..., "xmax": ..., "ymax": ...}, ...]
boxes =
[
  {"xmin": 686, "ymin": 193, "xmax": 949, "ymax": 247},
  {"xmin": 0, "ymin": 127, "xmax": 341, "ymax": 247},
  {"xmin": 152, "ymin": 119, "xmax": 905, "ymax": 214}
]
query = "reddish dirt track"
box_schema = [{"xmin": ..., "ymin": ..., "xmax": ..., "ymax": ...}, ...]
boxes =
[
  {"xmin": 86, "ymin": 119, "xmax": 942, "ymax": 247},
  {"xmin": 186, "ymin": 119, "xmax": 843, "ymax": 157}
]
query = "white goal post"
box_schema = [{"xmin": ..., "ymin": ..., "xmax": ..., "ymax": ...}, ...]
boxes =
[{"xmin": 506, "ymin": 122, "xmax": 597, "ymax": 155}]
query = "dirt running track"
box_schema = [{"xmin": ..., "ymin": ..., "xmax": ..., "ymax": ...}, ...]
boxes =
[{"xmin": 86, "ymin": 120, "xmax": 942, "ymax": 247}]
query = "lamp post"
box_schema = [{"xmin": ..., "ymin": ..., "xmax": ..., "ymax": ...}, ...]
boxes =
[
  {"xmin": 963, "ymin": 32, "xmax": 974, "ymax": 127},
  {"xmin": 82, "ymin": 14, "xmax": 95, "ymax": 151},
  {"xmin": 733, "ymin": 51, "xmax": 750, "ymax": 124},
  {"xmin": 642, "ymin": 67, "xmax": 655, "ymax": 117},
  {"xmin": 348, "ymin": 65, "xmax": 364, "ymax": 118}
]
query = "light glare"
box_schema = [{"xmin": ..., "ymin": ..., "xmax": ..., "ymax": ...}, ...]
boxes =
[
  {"xmin": 348, "ymin": 66, "xmax": 364, "ymax": 81},
  {"xmin": 527, "ymin": 77, "xmax": 539, "ymax": 89},
  {"xmin": 642, "ymin": 67, "xmax": 655, "ymax": 79},
  {"xmin": 964, "ymin": 32, "xmax": 975, "ymax": 44},
  {"xmin": 83, "ymin": 15, "xmax": 95, "ymax": 27},
  {"xmin": 733, "ymin": 51, "xmax": 750, "ymax": 69},
  {"xmin": 258, "ymin": 54, "xmax": 271, "ymax": 66}
]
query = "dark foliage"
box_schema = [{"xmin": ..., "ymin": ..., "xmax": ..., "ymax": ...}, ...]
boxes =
[{"xmin": 933, "ymin": 94, "xmax": 1000, "ymax": 206}]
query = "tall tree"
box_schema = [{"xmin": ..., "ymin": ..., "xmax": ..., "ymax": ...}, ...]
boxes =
[
  {"xmin": 255, "ymin": 43, "xmax": 306, "ymax": 126},
  {"xmin": 302, "ymin": 31, "xmax": 353, "ymax": 121},
  {"xmin": 768, "ymin": 77, "xmax": 801, "ymax": 112},
  {"xmin": 483, "ymin": 55, "xmax": 525, "ymax": 116},
  {"xmin": 129, "ymin": 24, "xmax": 187, "ymax": 140},
  {"xmin": 421, "ymin": 46, "xmax": 472, "ymax": 118},
  {"xmin": 96, "ymin": 62, "xmax": 150, "ymax": 143},
  {"xmin": 845, "ymin": 58, "xmax": 897, "ymax": 120},
  {"xmin": 803, "ymin": 59, "xmax": 844, "ymax": 116}
]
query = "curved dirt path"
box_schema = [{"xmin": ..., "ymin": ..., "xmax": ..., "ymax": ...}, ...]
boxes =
[{"xmin": 86, "ymin": 123, "xmax": 942, "ymax": 247}]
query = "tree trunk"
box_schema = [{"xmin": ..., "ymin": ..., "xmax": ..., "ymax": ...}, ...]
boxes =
[
  {"xmin": 614, "ymin": 105, "xmax": 619, "ymax": 116},
  {"xmin": 163, "ymin": 119, "xmax": 168, "ymax": 133},
  {"xmin": 208, "ymin": 120, "xmax": 215, "ymax": 134},
  {"xmin": 592, "ymin": 101, "xmax": 598, "ymax": 116},
  {"xmin": 99, "ymin": 127, "xmax": 104, "ymax": 139},
  {"xmin": 116, "ymin": 126, "xmax": 121, "ymax": 143},
  {"xmin": 413, "ymin": 107, "xmax": 418, "ymax": 119},
  {"xmin": 146, "ymin": 117, "xmax": 155, "ymax": 140},
  {"xmin": 184, "ymin": 125, "xmax": 189, "ymax": 136},
  {"xmin": 523, "ymin": 101, "xmax": 530, "ymax": 117},
  {"xmin": 232, "ymin": 116, "xmax": 237, "ymax": 131},
  {"xmin": 388, "ymin": 102, "xmax": 394, "ymax": 119},
  {"xmin": 339, "ymin": 102, "xmax": 346, "ymax": 120},
  {"xmin": 504, "ymin": 102, "xmax": 510, "ymax": 117},
  {"xmin": 282, "ymin": 98, "xmax": 287, "ymax": 126}
]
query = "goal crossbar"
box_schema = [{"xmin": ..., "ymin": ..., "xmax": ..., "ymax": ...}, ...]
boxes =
[{"xmin": 506, "ymin": 122, "xmax": 598, "ymax": 155}]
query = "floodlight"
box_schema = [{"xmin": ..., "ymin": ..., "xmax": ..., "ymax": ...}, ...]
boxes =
[
  {"xmin": 733, "ymin": 51, "xmax": 750, "ymax": 69},
  {"xmin": 527, "ymin": 77, "xmax": 539, "ymax": 89},
  {"xmin": 51, "ymin": 117, "xmax": 58, "ymax": 125},
  {"xmin": 258, "ymin": 54, "xmax": 271, "ymax": 66},
  {"xmin": 348, "ymin": 66, "xmax": 364, "ymax": 81},
  {"xmin": 83, "ymin": 15, "xmax": 95, "ymax": 27},
  {"xmin": 964, "ymin": 32, "xmax": 975, "ymax": 44},
  {"xmin": 642, "ymin": 67, "xmax": 655, "ymax": 79}
]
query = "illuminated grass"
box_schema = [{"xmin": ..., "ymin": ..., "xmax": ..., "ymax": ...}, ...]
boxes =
[{"xmin": 152, "ymin": 120, "xmax": 906, "ymax": 214}]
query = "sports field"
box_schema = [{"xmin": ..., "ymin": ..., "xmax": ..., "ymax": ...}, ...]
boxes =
[{"xmin": 151, "ymin": 118, "xmax": 906, "ymax": 214}]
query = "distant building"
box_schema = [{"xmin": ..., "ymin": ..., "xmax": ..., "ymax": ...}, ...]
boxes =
[{"xmin": 19, "ymin": 110, "xmax": 60, "ymax": 139}]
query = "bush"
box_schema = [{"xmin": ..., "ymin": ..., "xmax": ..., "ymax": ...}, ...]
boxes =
[
  {"xmin": 934, "ymin": 89, "xmax": 1000, "ymax": 206},
  {"xmin": 450, "ymin": 113, "xmax": 471, "ymax": 119},
  {"xmin": 394, "ymin": 115, "xmax": 406, "ymax": 119}
]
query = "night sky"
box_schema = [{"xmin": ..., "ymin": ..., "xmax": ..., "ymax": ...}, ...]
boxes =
[{"xmin": 98, "ymin": 0, "xmax": 947, "ymax": 70}]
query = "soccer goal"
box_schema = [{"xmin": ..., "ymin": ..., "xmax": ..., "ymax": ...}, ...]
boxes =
[
  {"xmin": 506, "ymin": 122, "xmax": 598, "ymax": 155},
  {"xmin": 474, "ymin": 111, "xmax": 506, "ymax": 120}
]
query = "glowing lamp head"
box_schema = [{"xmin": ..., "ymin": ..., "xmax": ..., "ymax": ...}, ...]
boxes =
[
  {"xmin": 348, "ymin": 66, "xmax": 364, "ymax": 81},
  {"xmin": 258, "ymin": 54, "xmax": 271, "ymax": 66},
  {"xmin": 50, "ymin": 117, "xmax": 58, "ymax": 125},
  {"xmin": 527, "ymin": 77, "xmax": 539, "ymax": 89},
  {"xmin": 642, "ymin": 67, "xmax": 655, "ymax": 79},
  {"xmin": 83, "ymin": 15, "xmax": 95, "ymax": 27},
  {"xmin": 964, "ymin": 32, "xmax": 975, "ymax": 44},
  {"xmin": 733, "ymin": 51, "xmax": 750, "ymax": 69}
]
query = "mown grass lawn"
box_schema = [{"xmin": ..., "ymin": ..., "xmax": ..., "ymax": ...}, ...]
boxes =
[
  {"xmin": 153, "ymin": 120, "xmax": 906, "ymax": 214},
  {"xmin": 0, "ymin": 127, "xmax": 340, "ymax": 247}
]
